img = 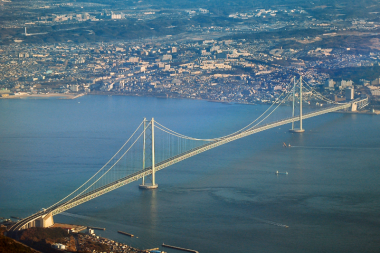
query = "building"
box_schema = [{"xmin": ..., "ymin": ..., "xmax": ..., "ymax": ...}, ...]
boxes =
[
  {"xmin": 118, "ymin": 81, "xmax": 125, "ymax": 89},
  {"xmin": 368, "ymin": 86, "xmax": 380, "ymax": 96},
  {"xmin": 52, "ymin": 243, "xmax": 66, "ymax": 250},
  {"xmin": 324, "ymin": 79, "xmax": 335, "ymax": 90},
  {"xmin": 128, "ymin": 57, "xmax": 139, "ymax": 63},
  {"xmin": 87, "ymin": 228, "xmax": 95, "ymax": 236},
  {"xmin": 345, "ymin": 87, "xmax": 354, "ymax": 100},
  {"xmin": 111, "ymin": 13, "xmax": 122, "ymax": 19},
  {"xmin": 162, "ymin": 54, "xmax": 172, "ymax": 61},
  {"xmin": 70, "ymin": 85, "xmax": 79, "ymax": 92},
  {"xmin": 339, "ymin": 80, "xmax": 353, "ymax": 90},
  {"xmin": 371, "ymin": 77, "xmax": 380, "ymax": 85}
]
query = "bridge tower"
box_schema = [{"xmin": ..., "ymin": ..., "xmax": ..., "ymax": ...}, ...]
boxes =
[
  {"xmin": 139, "ymin": 118, "xmax": 158, "ymax": 189},
  {"xmin": 290, "ymin": 76, "xmax": 305, "ymax": 133}
]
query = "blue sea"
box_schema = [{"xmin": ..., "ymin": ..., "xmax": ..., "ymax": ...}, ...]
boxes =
[{"xmin": 1, "ymin": 95, "xmax": 379, "ymax": 253}]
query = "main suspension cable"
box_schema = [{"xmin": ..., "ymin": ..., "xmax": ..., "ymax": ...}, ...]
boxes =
[
  {"xmin": 247, "ymin": 88, "xmax": 293, "ymax": 131},
  {"xmin": 155, "ymin": 80, "xmax": 294, "ymax": 141},
  {"xmin": 65, "ymin": 121, "xmax": 152, "ymax": 204},
  {"xmin": 47, "ymin": 120, "xmax": 145, "ymax": 210}
]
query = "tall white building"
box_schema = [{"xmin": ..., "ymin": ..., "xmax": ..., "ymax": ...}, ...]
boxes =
[{"xmin": 345, "ymin": 87, "xmax": 354, "ymax": 100}]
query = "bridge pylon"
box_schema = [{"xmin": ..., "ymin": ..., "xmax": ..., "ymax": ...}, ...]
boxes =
[
  {"xmin": 139, "ymin": 117, "xmax": 158, "ymax": 189},
  {"xmin": 290, "ymin": 76, "xmax": 305, "ymax": 133}
]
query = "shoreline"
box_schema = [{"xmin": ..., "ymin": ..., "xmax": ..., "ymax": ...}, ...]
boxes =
[
  {"xmin": 0, "ymin": 93, "xmax": 85, "ymax": 100},
  {"xmin": 1, "ymin": 92, "xmax": 379, "ymax": 115},
  {"xmin": 88, "ymin": 91, "xmax": 262, "ymax": 105},
  {"xmin": 4, "ymin": 222, "xmax": 147, "ymax": 253}
]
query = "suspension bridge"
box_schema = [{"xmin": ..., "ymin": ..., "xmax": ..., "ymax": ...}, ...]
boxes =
[{"xmin": 9, "ymin": 77, "xmax": 368, "ymax": 232}]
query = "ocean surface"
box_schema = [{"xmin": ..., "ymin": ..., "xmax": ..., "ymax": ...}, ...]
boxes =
[{"xmin": 0, "ymin": 95, "xmax": 379, "ymax": 253}]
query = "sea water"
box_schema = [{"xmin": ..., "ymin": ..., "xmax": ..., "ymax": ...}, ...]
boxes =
[{"xmin": 0, "ymin": 95, "xmax": 379, "ymax": 253}]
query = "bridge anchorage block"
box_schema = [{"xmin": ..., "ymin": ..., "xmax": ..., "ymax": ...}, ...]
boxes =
[
  {"xmin": 289, "ymin": 128, "xmax": 305, "ymax": 133},
  {"xmin": 139, "ymin": 184, "xmax": 158, "ymax": 189}
]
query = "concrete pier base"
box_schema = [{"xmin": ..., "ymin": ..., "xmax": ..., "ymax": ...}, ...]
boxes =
[
  {"xmin": 289, "ymin": 128, "xmax": 305, "ymax": 133},
  {"xmin": 33, "ymin": 213, "xmax": 54, "ymax": 228},
  {"xmin": 139, "ymin": 184, "xmax": 158, "ymax": 189},
  {"xmin": 41, "ymin": 213, "xmax": 54, "ymax": 228}
]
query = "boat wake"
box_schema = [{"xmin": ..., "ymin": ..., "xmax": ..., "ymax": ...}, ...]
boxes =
[
  {"xmin": 58, "ymin": 212, "xmax": 107, "ymax": 224},
  {"xmin": 290, "ymin": 146, "xmax": 380, "ymax": 150},
  {"xmin": 254, "ymin": 217, "xmax": 289, "ymax": 228}
]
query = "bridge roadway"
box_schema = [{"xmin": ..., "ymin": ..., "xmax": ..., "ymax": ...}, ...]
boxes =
[{"xmin": 9, "ymin": 100, "xmax": 365, "ymax": 232}]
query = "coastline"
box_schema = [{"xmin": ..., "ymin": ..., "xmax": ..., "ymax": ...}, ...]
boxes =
[
  {"xmin": 1, "ymin": 92, "xmax": 378, "ymax": 115},
  {"xmin": 0, "ymin": 93, "xmax": 85, "ymax": 100},
  {"xmin": 3, "ymin": 222, "xmax": 147, "ymax": 253},
  {"xmin": 88, "ymin": 91, "xmax": 259, "ymax": 105}
]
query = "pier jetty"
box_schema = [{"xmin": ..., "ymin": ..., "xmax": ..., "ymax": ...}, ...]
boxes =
[
  {"xmin": 118, "ymin": 231, "xmax": 134, "ymax": 237},
  {"xmin": 162, "ymin": 243, "xmax": 198, "ymax": 253},
  {"xmin": 88, "ymin": 226, "xmax": 105, "ymax": 231}
]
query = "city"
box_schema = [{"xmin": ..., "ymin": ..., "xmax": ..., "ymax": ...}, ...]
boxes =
[{"xmin": 1, "ymin": 1, "xmax": 380, "ymax": 107}]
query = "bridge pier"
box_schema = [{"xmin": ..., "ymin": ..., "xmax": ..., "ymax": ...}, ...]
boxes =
[
  {"xmin": 290, "ymin": 76, "xmax": 305, "ymax": 133},
  {"xmin": 139, "ymin": 184, "xmax": 158, "ymax": 189},
  {"xmin": 351, "ymin": 102, "xmax": 357, "ymax": 112},
  {"xmin": 289, "ymin": 129, "xmax": 305, "ymax": 133},
  {"xmin": 40, "ymin": 213, "xmax": 54, "ymax": 228},
  {"xmin": 139, "ymin": 118, "xmax": 158, "ymax": 190}
]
